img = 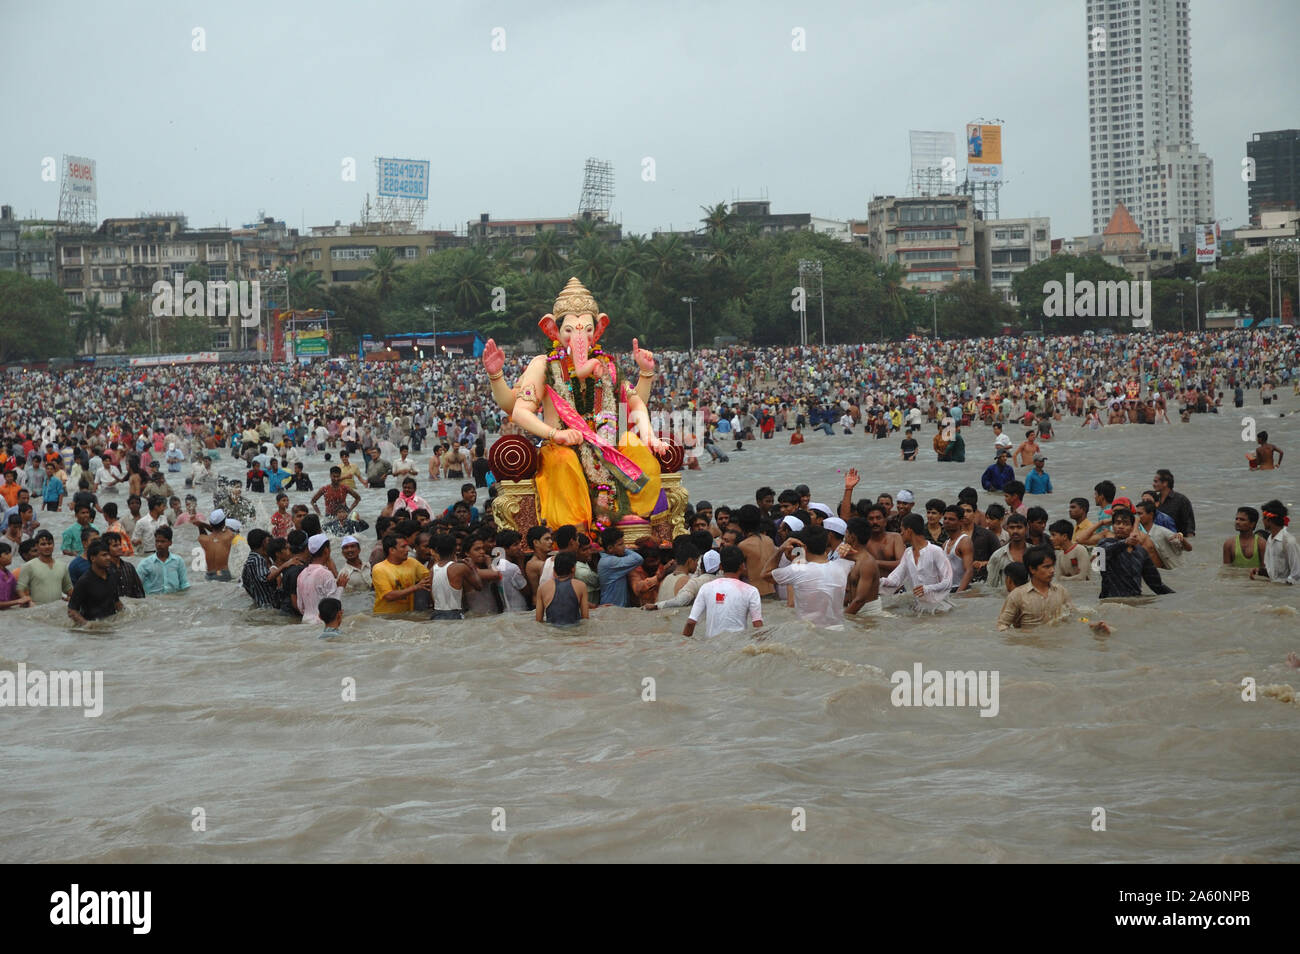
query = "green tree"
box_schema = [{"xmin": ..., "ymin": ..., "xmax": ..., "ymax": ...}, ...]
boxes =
[
  {"xmin": 1010, "ymin": 254, "xmax": 1134, "ymax": 334},
  {"xmin": 289, "ymin": 267, "xmax": 325, "ymax": 307},
  {"xmin": 527, "ymin": 229, "xmax": 567, "ymax": 274},
  {"xmin": 700, "ymin": 202, "xmax": 732, "ymax": 235},
  {"xmin": 361, "ymin": 247, "xmax": 402, "ymax": 303},
  {"xmin": 0, "ymin": 272, "xmax": 72, "ymax": 361},
  {"xmin": 73, "ymin": 293, "xmax": 114, "ymax": 358}
]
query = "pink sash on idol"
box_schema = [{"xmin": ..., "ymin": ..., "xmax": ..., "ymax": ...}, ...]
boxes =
[{"xmin": 546, "ymin": 385, "xmax": 648, "ymax": 495}]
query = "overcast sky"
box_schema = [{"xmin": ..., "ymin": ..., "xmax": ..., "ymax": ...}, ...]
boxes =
[{"xmin": 2, "ymin": 0, "xmax": 1296, "ymax": 239}]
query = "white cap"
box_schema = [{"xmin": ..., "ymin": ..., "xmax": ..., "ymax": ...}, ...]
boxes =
[
  {"xmin": 226, "ymin": 519, "xmax": 242, "ymax": 533},
  {"xmin": 340, "ymin": 535, "xmax": 360, "ymax": 547},
  {"xmin": 208, "ymin": 508, "xmax": 226, "ymax": 524},
  {"xmin": 808, "ymin": 502, "xmax": 833, "ymax": 518},
  {"xmin": 823, "ymin": 517, "xmax": 848, "ymax": 537},
  {"xmin": 308, "ymin": 533, "xmax": 330, "ymax": 554},
  {"xmin": 701, "ymin": 550, "xmax": 721, "ymax": 573},
  {"xmin": 781, "ymin": 515, "xmax": 805, "ymax": 532},
  {"xmin": 896, "ymin": 490, "xmax": 915, "ymax": 504}
]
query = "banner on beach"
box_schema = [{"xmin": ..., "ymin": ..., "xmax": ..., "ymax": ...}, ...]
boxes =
[{"xmin": 128, "ymin": 352, "xmax": 218, "ymax": 367}]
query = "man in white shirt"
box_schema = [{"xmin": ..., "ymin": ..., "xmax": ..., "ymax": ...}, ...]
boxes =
[
  {"xmin": 131, "ymin": 495, "xmax": 170, "ymax": 555},
  {"xmin": 764, "ymin": 526, "xmax": 854, "ymax": 627},
  {"xmin": 685, "ymin": 546, "xmax": 763, "ymax": 639},
  {"xmin": 880, "ymin": 513, "xmax": 954, "ymax": 613},
  {"xmin": 1252, "ymin": 500, "xmax": 1300, "ymax": 585}
]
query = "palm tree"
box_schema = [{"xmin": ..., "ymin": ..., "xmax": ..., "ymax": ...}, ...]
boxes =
[
  {"xmin": 446, "ymin": 249, "xmax": 493, "ymax": 319},
  {"xmin": 361, "ymin": 247, "xmax": 402, "ymax": 302},
  {"xmin": 700, "ymin": 202, "xmax": 732, "ymax": 235},
  {"xmin": 570, "ymin": 236, "xmax": 609, "ymax": 289},
  {"xmin": 646, "ymin": 234, "xmax": 687, "ymax": 288},
  {"xmin": 573, "ymin": 216, "xmax": 601, "ymax": 240},
  {"xmin": 289, "ymin": 267, "xmax": 325, "ymax": 308},
  {"xmin": 112, "ymin": 290, "xmax": 150, "ymax": 352},
  {"xmin": 73, "ymin": 293, "xmax": 114, "ymax": 358},
  {"xmin": 606, "ymin": 243, "xmax": 646, "ymax": 295},
  {"xmin": 528, "ymin": 229, "xmax": 567, "ymax": 274}
]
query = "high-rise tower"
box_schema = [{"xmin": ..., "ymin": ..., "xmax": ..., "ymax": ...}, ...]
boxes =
[{"xmin": 1086, "ymin": 0, "xmax": 1213, "ymax": 247}]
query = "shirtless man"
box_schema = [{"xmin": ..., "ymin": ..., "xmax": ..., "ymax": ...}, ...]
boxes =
[
  {"xmin": 735, "ymin": 504, "xmax": 777, "ymax": 598},
  {"xmin": 842, "ymin": 517, "xmax": 882, "ymax": 615},
  {"xmin": 1222, "ymin": 506, "xmax": 1265, "ymax": 569},
  {"xmin": 196, "ymin": 508, "xmax": 236, "ymax": 581},
  {"xmin": 1012, "ymin": 429, "xmax": 1039, "ymax": 468},
  {"xmin": 861, "ymin": 503, "xmax": 904, "ymax": 576},
  {"xmin": 524, "ymin": 525, "xmax": 552, "ymax": 598},
  {"xmin": 1251, "ymin": 431, "xmax": 1283, "ymax": 470},
  {"xmin": 838, "ymin": 467, "xmax": 862, "ymax": 520}
]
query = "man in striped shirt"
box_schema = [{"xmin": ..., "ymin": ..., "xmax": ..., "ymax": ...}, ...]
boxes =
[{"xmin": 241, "ymin": 528, "xmax": 280, "ymax": 609}]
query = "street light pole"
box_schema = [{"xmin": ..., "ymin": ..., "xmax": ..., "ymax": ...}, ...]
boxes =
[
  {"xmin": 680, "ymin": 296, "xmax": 697, "ymax": 354},
  {"xmin": 1194, "ymin": 281, "xmax": 1205, "ymax": 331}
]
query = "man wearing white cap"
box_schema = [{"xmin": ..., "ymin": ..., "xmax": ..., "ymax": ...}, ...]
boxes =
[
  {"xmin": 773, "ymin": 515, "xmax": 805, "ymax": 602},
  {"xmin": 646, "ymin": 547, "xmax": 721, "ymax": 611},
  {"xmin": 197, "ymin": 508, "xmax": 236, "ymax": 582},
  {"xmin": 298, "ymin": 534, "xmax": 340, "ymax": 624},
  {"xmin": 807, "ymin": 503, "xmax": 833, "ymax": 528},
  {"xmin": 764, "ymin": 524, "xmax": 855, "ymax": 627},
  {"xmin": 337, "ymin": 535, "xmax": 371, "ymax": 591},
  {"xmin": 888, "ymin": 490, "xmax": 916, "ymax": 535}
]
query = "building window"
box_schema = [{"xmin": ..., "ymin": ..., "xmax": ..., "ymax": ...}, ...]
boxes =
[
  {"xmin": 213, "ymin": 331, "xmax": 230, "ymax": 349},
  {"xmin": 208, "ymin": 263, "xmax": 227, "ymax": 281},
  {"xmin": 207, "ymin": 243, "xmax": 226, "ymax": 258}
]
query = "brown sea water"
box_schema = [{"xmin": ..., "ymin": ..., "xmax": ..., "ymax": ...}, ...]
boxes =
[{"xmin": 3, "ymin": 396, "xmax": 1298, "ymax": 863}]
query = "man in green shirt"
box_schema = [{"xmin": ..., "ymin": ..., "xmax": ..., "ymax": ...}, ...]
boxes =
[
  {"xmin": 60, "ymin": 503, "xmax": 100, "ymax": 557},
  {"xmin": 17, "ymin": 530, "xmax": 73, "ymax": 604}
]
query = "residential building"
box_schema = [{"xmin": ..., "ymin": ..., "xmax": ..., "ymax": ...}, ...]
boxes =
[
  {"xmin": 973, "ymin": 217, "xmax": 1051, "ymax": 303},
  {"xmin": 1229, "ymin": 209, "xmax": 1300, "ymax": 255},
  {"xmin": 296, "ymin": 222, "xmax": 462, "ymax": 285},
  {"xmin": 1086, "ymin": 0, "xmax": 1214, "ymax": 245},
  {"xmin": 0, "ymin": 205, "xmax": 56, "ymax": 282},
  {"xmin": 866, "ymin": 195, "xmax": 977, "ymax": 291}
]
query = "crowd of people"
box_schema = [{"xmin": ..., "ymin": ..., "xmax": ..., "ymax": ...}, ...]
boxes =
[{"xmin": 1, "ymin": 328, "xmax": 1297, "ymax": 634}]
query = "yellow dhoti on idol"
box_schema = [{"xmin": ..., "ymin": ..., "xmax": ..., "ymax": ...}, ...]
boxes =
[{"xmin": 536, "ymin": 439, "xmax": 661, "ymax": 530}]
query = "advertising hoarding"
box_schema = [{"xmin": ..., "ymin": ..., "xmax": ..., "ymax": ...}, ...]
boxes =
[
  {"xmin": 376, "ymin": 158, "xmax": 430, "ymax": 199},
  {"xmin": 966, "ymin": 124, "xmax": 1002, "ymax": 182}
]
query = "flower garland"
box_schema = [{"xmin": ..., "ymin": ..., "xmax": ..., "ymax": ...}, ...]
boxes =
[{"xmin": 548, "ymin": 353, "xmax": 621, "ymax": 512}]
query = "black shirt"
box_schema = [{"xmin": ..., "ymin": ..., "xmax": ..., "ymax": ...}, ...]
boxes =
[
  {"xmin": 1157, "ymin": 491, "xmax": 1196, "ymax": 536},
  {"xmin": 1097, "ymin": 538, "xmax": 1174, "ymax": 598},
  {"xmin": 279, "ymin": 562, "xmax": 306, "ymax": 616},
  {"xmin": 472, "ymin": 457, "xmax": 492, "ymax": 488},
  {"xmin": 900, "ymin": 438, "xmax": 918, "ymax": 460},
  {"xmin": 68, "ymin": 568, "xmax": 120, "ymax": 620},
  {"xmin": 111, "ymin": 560, "xmax": 146, "ymax": 599},
  {"xmin": 285, "ymin": 472, "xmax": 314, "ymax": 492}
]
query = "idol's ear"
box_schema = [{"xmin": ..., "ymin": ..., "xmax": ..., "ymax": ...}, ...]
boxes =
[
  {"xmin": 538, "ymin": 313, "xmax": 560, "ymax": 343},
  {"xmin": 592, "ymin": 313, "xmax": 610, "ymax": 343}
]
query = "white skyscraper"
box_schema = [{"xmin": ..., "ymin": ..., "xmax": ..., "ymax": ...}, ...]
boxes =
[{"xmin": 1086, "ymin": 0, "xmax": 1214, "ymax": 247}]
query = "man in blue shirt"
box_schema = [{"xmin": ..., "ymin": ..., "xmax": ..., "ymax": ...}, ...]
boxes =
[
  {"xmin": 1024, "ymin": 453, "xmax": 1053, "ymax": 495},
  {"xmin": 266, "ymin": 458, "xmax": 292, "ymax": 494},
  {"xmin": 138, "ymin": 525, "xmax": 191, "ymax": 594},
  {"xmin": 42, "ymin": 463, "xmax": 64, "ymax": 512},
  {"xmin": 981, "ymin": 451, "xmax": 1015, "ymax": 492},
  {"xmin": 597, "ymin": 527, "xmax": 643, "ymax": 607}
]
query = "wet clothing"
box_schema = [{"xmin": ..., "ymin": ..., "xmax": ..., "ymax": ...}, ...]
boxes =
[
  {"xmin": 545, "ymin": 577, "xmax": 582, "ymax": 625},
  {"xmin": 1097, "ymin": 539, "xmax": 1174, "ymax": 597}
]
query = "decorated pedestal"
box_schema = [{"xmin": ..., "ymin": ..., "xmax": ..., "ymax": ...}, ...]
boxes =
[{"xmin": 488, "ymin": 435, "xmax": 687, "ymax": 544}]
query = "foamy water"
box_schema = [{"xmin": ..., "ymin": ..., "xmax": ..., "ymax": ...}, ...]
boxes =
[{"xmin": 3, "ymin": 396, "xmax": 1298, "ymax": 862}]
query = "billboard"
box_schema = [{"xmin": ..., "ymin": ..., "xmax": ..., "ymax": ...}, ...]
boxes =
[
  {"xmin": 1195, "ymin": 223, "xmax": 1217, "ymax": 263},
  {"xmin": 64, "ymin": 155, "xmax": 96, "ymax": 199},
  {"xmin": 293, "ymin": 330, "xmax": 330, "ymax": 356},
  {"xmin": 376, "ymin": 158, "xmax": 430, "ymax": 199},
  {"xmin": 966, "ymin": 124, "xmax": 1002, "ymax": 182},
  {"xmin": 909, "ymin": 130, "xmax": 958, "ymax": 193}
]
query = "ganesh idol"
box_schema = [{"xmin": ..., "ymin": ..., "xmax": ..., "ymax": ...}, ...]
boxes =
[{"xmin": 482, "ymin": 277, "xmax": 669, "ymax": 531}]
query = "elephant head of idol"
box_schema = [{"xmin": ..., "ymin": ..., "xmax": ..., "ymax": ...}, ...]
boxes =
[{"xmin": 538, "ymin": 277, "xmax": 610, "ymax": 380}]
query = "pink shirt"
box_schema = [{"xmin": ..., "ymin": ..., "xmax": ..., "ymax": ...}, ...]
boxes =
[{"xmin": 297, "ymin": 563, "xmax": 339, "ymax": 624}]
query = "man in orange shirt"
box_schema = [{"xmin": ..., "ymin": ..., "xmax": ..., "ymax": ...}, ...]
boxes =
[{"xmin": 0, "ymin": 470, "xmax": 21, "ymax": 509}]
